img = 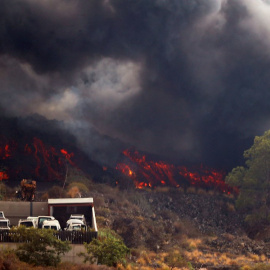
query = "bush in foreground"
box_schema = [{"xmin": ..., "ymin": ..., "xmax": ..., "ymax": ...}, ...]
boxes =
[
  {"xmin": 79, "ymin": 228, "xmax": 129, "ymax": 267},
  {"xmin": 11, "ymin": 226, "xmax": 71, "ymax": 267}
]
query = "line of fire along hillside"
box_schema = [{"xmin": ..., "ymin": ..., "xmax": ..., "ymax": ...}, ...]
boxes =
[
  {"xmin": 115, "ymin": 149, "xmax": 238, "ymax": 195},
  {"xmin": 0, "ymin": 136, "xmax": 237, "ymax": 195},
  {"xmin": 0, "ymin": 137, "xmax": 76, "ymax": 182}
]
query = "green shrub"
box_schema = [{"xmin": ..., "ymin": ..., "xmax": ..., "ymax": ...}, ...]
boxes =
[
  {"xmin": 80, "ymin": 228, "xmax": 129, "ymax": 267},
  {"xmin": 11, "ymin": 226, "xmax": 71, "ymax": 267}
]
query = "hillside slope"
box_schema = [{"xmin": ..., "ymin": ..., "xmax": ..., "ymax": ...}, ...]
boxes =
[{"xmin": 89, "ymin": 184, "xmax": 270, "ymax": 269}]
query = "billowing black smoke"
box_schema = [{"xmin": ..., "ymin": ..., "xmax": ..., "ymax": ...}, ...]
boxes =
[{"xmin": 0, "ymin": 0, "xmax": 270, "ymax": 170}]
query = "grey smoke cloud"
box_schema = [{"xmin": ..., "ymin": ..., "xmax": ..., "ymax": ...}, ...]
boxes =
[{"xmin": 1, "ymin": 0, "xmax": 270, "ymax": 168}]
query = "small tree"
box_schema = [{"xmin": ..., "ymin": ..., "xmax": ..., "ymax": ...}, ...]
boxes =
[
  {"xmin": 67, "ymin": 182, "xmax": 89, "ymax": 198},
  {"xmin": 80, "ymin": 228, "xmax": 129, "ymax": 267},
  {"xmin": 226, "ymin": 130, "xmax": 270, "ymax": 228},
  {"xmin": 12, "ymin": 226, "xmax": 71, "ymax": 267}
]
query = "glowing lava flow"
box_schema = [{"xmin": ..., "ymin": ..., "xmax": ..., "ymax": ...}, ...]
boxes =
[
  {"xmin": 116, "ymin": 149, "xmax": 237, "ymax": 194},
  {"xmin": 0, "ymin": 172, "xmax": 8, "ymax": 181},
  {"xmin": 0, "ymin": 136, "xmax": 76, "ymax": 181}
]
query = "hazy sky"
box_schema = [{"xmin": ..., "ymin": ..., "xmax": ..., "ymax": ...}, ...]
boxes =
[{"xmin": 1, "ymin": 0, "xmax": 270, "ymax": 169}]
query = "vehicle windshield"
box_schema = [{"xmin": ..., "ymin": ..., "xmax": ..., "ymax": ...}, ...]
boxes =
[
  {"xmin": 20, "ymin": 221, "xmax": 33, "ymax": 227},
  {"xmin": 0, "ymin": 221, "xmax": 8, "ymax": 227},
  {"xmin": 39, "ymin": 217, "xmax": 52, "ymax": 225},
  {"xmin": 0, "ymin": 213, "xmax": 4, "ymax": 218}
]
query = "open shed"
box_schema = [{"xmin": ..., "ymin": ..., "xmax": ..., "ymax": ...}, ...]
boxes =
[{"xmin": 48, "ymin": 198, "xmax": 97, "ymax": 231}]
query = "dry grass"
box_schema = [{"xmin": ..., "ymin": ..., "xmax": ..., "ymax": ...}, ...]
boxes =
[
  {"xmin": 183, "ymin": 244, "xmax": 270, "ymax": 269},
  {"xmin": 120, "ymin": 248, "xmax": 193, "ymax": 270}
]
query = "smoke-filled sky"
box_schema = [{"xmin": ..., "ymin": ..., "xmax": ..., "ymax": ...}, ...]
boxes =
[{"xmin": 1, "ymin": 0, "xmax": 270, "ymax": 169}]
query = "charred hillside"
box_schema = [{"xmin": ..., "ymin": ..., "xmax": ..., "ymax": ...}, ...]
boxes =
[
  {"xmin": 0, "ymin": 115, "xmax": 237, "ymax": 195},
  {"xmin": 0, "ymin": 115, "xmax": 110, "ymax": 183}
]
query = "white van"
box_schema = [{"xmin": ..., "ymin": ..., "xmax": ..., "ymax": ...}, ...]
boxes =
[
  {"xmin": 69, "ymin": 214, "xmax": 86, "ymax": 224},
  {"xmin": 27, "ymin": 216, "xmax": 38, "ymax": 227},
  {"xmin": 65, "ymin": 219, "xmax": 85, "ymax": 230},
  {"xmin": 37, "ymin": 216, "xmax": 55, "ymax": 228},
  {"xmin": 18, "ymin": 219, "xmax": 37, "ymax": 228},
  {"xmin": 42, "ymin": 219, "xmax": 61, "ymax": 231},
  {"xmin": 66, "ymin": 223, "xmax": 87, "ymax": 231}
]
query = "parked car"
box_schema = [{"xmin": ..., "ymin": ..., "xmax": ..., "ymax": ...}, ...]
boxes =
[
  {"xmin": 65, "ymin": 223, "xmax": 87, "ymax": 231},
  {"xmin": 37, "ymin": 216, "xmax": 55, "ymax": 228},
  {"xmin": 69, "ymin": 214, "xmax": 86, "ymax": 224},
  {"xmin": 27, "ymin": 216, "xmax": 38, "ymax": 227},
  {"xmin": 65, "ymin": 218, "xmax": 85, "ymax": 230},
  {"xmin": 0, "ymin": 219, "xmax": 10, "ymax": 230},
  {"xmin": 18, "ymin": 219, "xmax": 37, "ymax": 228},
  {"xmin": 42, "ymin": 219, "xmax": 61, "ymax": 231}
]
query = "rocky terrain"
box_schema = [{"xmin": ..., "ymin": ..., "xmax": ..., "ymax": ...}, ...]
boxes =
[{"xmin": 88, "ymin": 184, "xmax": 270, "ymax": 269}]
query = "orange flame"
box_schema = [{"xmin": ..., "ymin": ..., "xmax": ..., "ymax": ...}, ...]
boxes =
[
  {"xmin": 0, "ymin": 171, "xmax": 8, "ymax": 181},
  {"xmin": 0, "ymin": 136, "xmax": 77, "ymax": 182},
  {"xmin": 116, "ymin": 149, "xmax": 237, "ymax": 194}
]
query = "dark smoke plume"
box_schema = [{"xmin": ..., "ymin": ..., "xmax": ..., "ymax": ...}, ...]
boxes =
[{"xmin": 1, "ymin": 0, "xmax": 270, "ymax": 169}]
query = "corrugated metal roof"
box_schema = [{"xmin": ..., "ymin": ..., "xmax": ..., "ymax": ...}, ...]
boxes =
[{"xmin": 48, "ymin": 198, "xmax": 93, "ymax": 205}]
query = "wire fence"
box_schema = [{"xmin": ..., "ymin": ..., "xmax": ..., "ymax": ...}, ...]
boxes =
[{"xmin": 0, "ymin": 230, "xmax": 98, "ymax": 244}]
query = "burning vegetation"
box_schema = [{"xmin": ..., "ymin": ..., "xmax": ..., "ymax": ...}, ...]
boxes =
[{"xmin": 116, "ymin": 149, "xmax": 237, "ymax": 194}]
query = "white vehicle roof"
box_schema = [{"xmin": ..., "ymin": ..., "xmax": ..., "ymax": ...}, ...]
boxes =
[
  {"xmin": 18, "ymin": 219, "xmax": 36, "ymax": 227},
  {"xmin": 67, "ymin": 218, "xmax": 84, "ymax": 225},
  {"xmin": 70, "ymin": 214, "xmax": 85, "ymax": 217},
  {"xmin": 38, "ymin": 216, "xmax": 55, "ymax": 219},
  {"xmin": 43, "ymin": 219, "xmax": 60, "ymax": 225},
  {"xmin": 27, "ymin": 216, "xmax": 38, "ymax": 220},
  {"xmin": 42, "ymin": 219, "xmax": 61, "ymax": 230},
  {"xmin": 19, "ymin": 219, "xmax": 29, "ymax": 223}
]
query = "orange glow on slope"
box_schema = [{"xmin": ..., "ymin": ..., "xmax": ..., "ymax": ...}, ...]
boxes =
[
  {"xmin": 0, "ymin": 172, "xmax": 8, "ymax": 181},
  {"xmin": 60, "ymin": 148, "xmax": 75, "ymax": 166},
  {"xmin": 116, "ymin": 149, "xmax": 237, "ymax": 194},
  {"xmin": 0, "ymin": 136, "xmax": 76, "ymax": 181}
]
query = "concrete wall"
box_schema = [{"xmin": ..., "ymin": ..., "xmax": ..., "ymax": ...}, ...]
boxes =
[
  {"xmin": 0, "ymin": 243, "xmax": 86, "ymax": 264},
  {"xmin": 0, "ymin": 201, "xmax": 48, "ymax": 226}
]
